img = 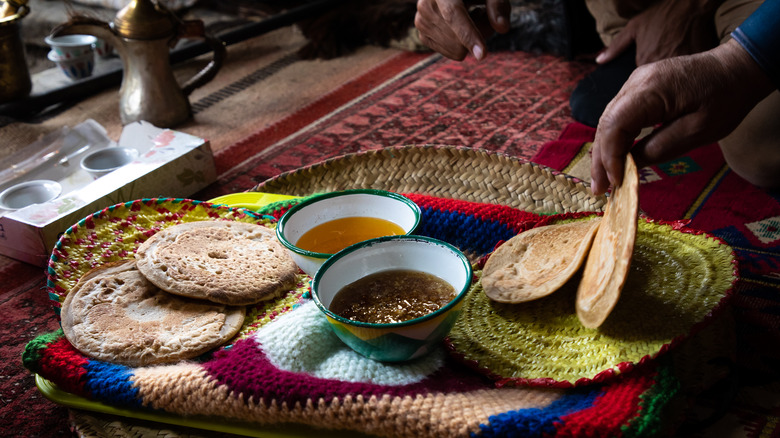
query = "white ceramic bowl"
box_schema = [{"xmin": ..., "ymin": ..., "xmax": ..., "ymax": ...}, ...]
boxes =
[
  {"xmin": 0, "ymin": 180, "xmax": 62, "ymax": 210},
  {"xmin": 48, "ymin": 50, "xmax": 94, "ymax": 81},
  {"xmin": 80, "ymin": 147, "xmax": 139, "ymax": 178},
  {"xmin": 311, "ymin": 235, "xmax": 472, "ymax": 362},
  {"xmin": 276, "ymin": 189, "xmax": 421, "ymax": 276},
  {"xmin": 44, "ymin": 34, "xmax": 97, "ymax": 59}
]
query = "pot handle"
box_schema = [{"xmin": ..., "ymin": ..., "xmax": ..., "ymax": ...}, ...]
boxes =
[{"xmin": 176, "ymin": 20, "xmax": 226, "ymax": 96}]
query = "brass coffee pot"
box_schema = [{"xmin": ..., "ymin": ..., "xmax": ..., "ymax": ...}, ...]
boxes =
[
  {"xmin": 0, "ymin": 0, "xmax": 32, "ymax": 103},
  {"xmin": 50, "ymin": 0, "xmax": 225, "ymax": 127}
]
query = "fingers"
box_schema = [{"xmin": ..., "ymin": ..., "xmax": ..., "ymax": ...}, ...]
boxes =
[
  {"xmin": 596, "ymin": 25, "xmax": 636, "ymax": 65},
  {"xmin": 486, "ymin": 0, "xmax": 511, "ymax": 34},
  {"xmin": 590, "ymin": 70, "xmax": 661, "ymax": 195},
  {"xmin": 416, "ymin": 0, "xmax": 486, "ymax": 61},
  {"xmin": 589, "ymin": 143, "xmax": 611, "ymax": 197},
  {"xmin": 591, "ymin": 113, "xmax": 637, "ymax": 196},
  {"xmin": 591, "ymin": 72, "xmax": 703, "ymax": 196}
]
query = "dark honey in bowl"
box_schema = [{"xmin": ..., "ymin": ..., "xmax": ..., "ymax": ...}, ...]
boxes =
[
  {"xmin": 295, "ymin": 217, "xmax": 405, "ymax": 254},
  {"xmin": 329, "ymin": 269, "xmax": 456, "ymax": 324}
]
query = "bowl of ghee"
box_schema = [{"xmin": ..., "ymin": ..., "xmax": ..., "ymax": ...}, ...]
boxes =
[{"xmin": 275, "ymin": 189, "xmax": 421, "ymax": 276}]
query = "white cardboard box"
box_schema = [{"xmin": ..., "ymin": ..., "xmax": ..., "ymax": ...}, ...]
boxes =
[{"xmin": 0, "ymin": 121, "xmax": 216, "ymax": 266}]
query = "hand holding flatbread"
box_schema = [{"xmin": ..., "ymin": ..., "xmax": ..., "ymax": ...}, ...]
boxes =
[
  {"xmin": 482, "ymin": 218, "xmax": 601, "ymax": 303},
  {"xmin": 576, "ymin": 154, "xmax": 639, "ymax": 328}
]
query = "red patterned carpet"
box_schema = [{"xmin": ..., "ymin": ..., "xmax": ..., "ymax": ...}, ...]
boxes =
[
  {"xmin": 5, "ymin": 43, "xmax": 780, "ymax": 436},
  {"xmin": 199, "ymin": 51, "xmax": 591, "ymax": 199}
]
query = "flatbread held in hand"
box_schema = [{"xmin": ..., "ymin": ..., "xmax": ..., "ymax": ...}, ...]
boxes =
[
  {"xmin": 61, "ymin": 260, "xmax": 246, "ymax": 367},
  {"xmin": 482, "ymin": 217, "xmax": 602, "ymax": 303},
  {"xmin": 135, "ymin": 221, "xmax": 298, "ymax": 305},
  {"xmin": 576, "ymin": 154, "xmax": 640, "ymax": 328}
]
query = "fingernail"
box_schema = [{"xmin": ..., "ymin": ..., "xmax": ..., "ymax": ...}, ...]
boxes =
[
  {"xmin": 496, "ymin": 16, "xmax": 506, "ymax": 27},
  {"xmin": 472, "ymin": 45, "xmax": 483, "ymax": 60},
  {"xmin": 596, "ymin": 52, "xmax": 607, "ymax": 63}
]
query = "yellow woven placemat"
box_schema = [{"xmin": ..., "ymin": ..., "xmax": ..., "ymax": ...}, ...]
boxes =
[{"xmin": 446, "ymin": 217, "xmax": 737, "ymax": 388}]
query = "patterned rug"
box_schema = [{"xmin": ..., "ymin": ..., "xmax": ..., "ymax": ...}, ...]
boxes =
[{"xmin": 198, "ymin": 51, "xmax": 592, "ymax": 199}]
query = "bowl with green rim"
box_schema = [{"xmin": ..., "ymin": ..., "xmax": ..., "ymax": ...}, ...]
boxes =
[
  {"xmin": 311, "ymin": 235, "xmax": 473, "ymax": 362},
  {"xmin": 275, "ymin": 189, "xmax": 421, "ymax": 277}
]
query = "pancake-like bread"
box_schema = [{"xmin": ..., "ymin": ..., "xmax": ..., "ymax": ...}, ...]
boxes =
[
  {"xmin": 135, "ymin": 221, "xmax": 298, "ymax": 305},
  {"xmin": 60, "ymin": 260, "xmax": 246, "ymax": 367},
  {"xmin": 576, "ymin": 154, "xmax": 640, "ymax": 328},
  {"xmin": 482, "ymin": 217, "xmax": 601, "ymax": 303}
]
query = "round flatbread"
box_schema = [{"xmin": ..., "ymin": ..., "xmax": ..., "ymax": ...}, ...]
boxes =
[
  {"xmin": 60, "ymin": 260, "xmax": 246, "ymax": 367},
  {"xmin": 482, "ymin": 217, "xmax": 601, "ymax": 303},
  {"xmin": 576, "ymin": 154, "xmax": 640, "ymax": 328},
  {"xmin": 135, "ymin": 221, "xmax": 298, "ymax": 305}
]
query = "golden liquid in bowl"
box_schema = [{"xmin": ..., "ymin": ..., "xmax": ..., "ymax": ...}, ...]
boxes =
[{"xmin": 295, "ymin": 216, "xmax": 405, "ymax": 254}]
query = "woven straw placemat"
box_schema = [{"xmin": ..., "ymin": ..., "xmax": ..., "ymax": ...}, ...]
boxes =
[
  {"xmin": 46, "ymin": 198, "xmax": 280, "ymax": 311},
  {"xmin": 255, "ymin": 145, "xmax": 607, "ymax": 214},
  {"xmin": 447, "ymin": 216, "xmax": 736, "ymax": 387}
]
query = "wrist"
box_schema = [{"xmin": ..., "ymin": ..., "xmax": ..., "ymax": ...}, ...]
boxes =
[{"xmin": 715, "ymin": 39, "xmax": 775, "ymax": 101}]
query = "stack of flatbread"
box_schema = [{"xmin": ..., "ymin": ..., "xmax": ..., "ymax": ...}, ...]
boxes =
[
  {"xmin": 60, "ymin": 221, "xmax": 299, "ymax": 367},
  {"xmin": 482, "ymin": 155, "xmax": 640, "ymax": 328}
]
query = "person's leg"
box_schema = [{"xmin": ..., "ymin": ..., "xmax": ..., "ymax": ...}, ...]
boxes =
[
  {"xmin": 719, "ymin": 93, "xmax": 780, "ymax": 189},
  {"xmin": 715, "ymin": 0, "xmax": 780, "ymax": 189},
  {"xmin": 571, "ymin": 0, "xmax": 637, "ymax": 127}
]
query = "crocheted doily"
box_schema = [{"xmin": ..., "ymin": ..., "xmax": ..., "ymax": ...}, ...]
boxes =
[{"xmin": 446, "ymin": 217, "xmax": 737, "ymax": 388}]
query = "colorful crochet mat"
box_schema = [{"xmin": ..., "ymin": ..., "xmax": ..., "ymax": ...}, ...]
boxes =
[
  {"xmin": 448, "ymin": 215, "xmax": 737, "ymax": 388},
  {"xmin": 24, "ymin": 195, "xmax": 736, "ymax": 437}
]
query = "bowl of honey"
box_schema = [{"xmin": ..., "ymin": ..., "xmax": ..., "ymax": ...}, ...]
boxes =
[
  {"xmin": 275, "ymin": 189, "xmax": 421, "ymax": 276},
  {"xmin": 311, "ymin": 235, "xmax": 472, "ymax": 362}
]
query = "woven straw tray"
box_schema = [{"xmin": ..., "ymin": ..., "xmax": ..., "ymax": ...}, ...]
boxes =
[
  {"xmin": 254, "ymin": 145, "xmax": 607, "ymax": 215},
  {"xmin": 37, "ymin": 145, "xmax": 735, "ymax": 437}
]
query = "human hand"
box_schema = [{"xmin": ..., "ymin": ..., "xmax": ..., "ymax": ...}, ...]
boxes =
[
  {"xmin": 596, "ymin": 0, "xmax": 718, "ymax": 66},
  {"xmin": 415, "ymin": 0, "xmax": 511, "ymax": 61},
  {"xmin": 590, "ymin": 39, "xmax": 774, "ymax": 196}
]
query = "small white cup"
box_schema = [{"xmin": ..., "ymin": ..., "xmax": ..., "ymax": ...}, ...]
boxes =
[
  {"xmin": 0, "ymin": 180, "xmax": 62, "ymax": 210},
  {"xmin": 44, "ymin": 34, "xmax": 96, "ymax": 59},
  {"xmin": 48, "ymin": 50, "xmax": 95, "ymax": 81},
  {"xmin": 80, "ymin": 147, "xmax": 139, "ymax": 179}
]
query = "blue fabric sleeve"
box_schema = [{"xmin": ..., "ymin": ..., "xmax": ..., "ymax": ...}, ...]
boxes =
[{"xmin": 731, "ymin": 0, "xmax": 780, "ymax": 89}]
